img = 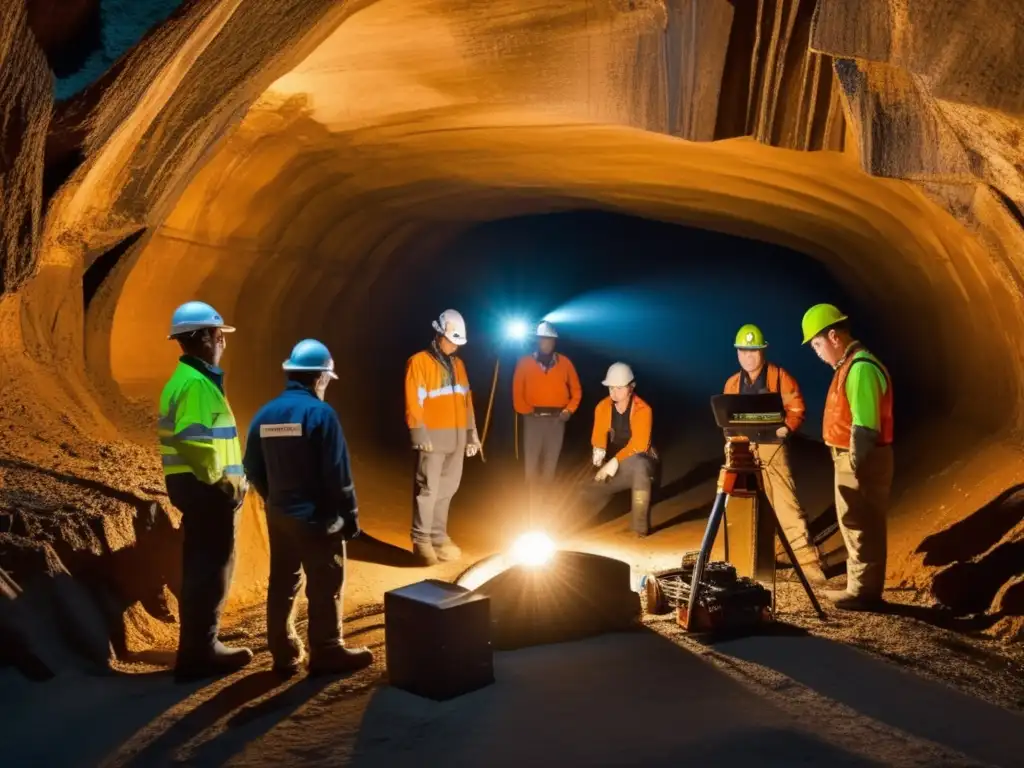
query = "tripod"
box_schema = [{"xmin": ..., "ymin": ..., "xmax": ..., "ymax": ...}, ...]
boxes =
[{"xmin": 684, "ymin": 437, "xmax": 825, "ymax": 631}]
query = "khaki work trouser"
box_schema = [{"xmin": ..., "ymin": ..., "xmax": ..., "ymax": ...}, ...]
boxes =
[
  {"xmin": 832, "ymin": 445, "xmax": 894, "ymax": 598},
  {"xmin": 753, "ymin": 443, "xmax": 814, "ymax": 561}
]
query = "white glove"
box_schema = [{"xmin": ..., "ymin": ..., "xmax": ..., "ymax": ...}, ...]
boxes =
[
  {"xmin": 592, "ymin": 447, "xmax": 606, "ymax": 467},
  {"xmin": 776, "ymin": 426, "xmax": 790, "ymax": 439},
  {"xmin": 595, "ymin": 457, "xmax": 619, "ymax": 482},
  {"xmin": 466, "ymin": 441, "xmax": 481, "ymax": 458}
]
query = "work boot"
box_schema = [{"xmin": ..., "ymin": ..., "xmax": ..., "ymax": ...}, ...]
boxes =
[
  {"xmin": 433, "ymin": 538, "xmax": 462, "ymax": 562},
  {"xmin": 413, "ymin": 541, "xmax": 438, "ymax": 566},
  {"xmin": 271, "ymin": 635, "xmax": 306, "ymax": 677},
  {"xmin": 308, "ymin": 644, "xmax": 374, "ymax": 676},
  {"xmin": 174, "ymin": 640, "xmax": 253, "ymax": 682},
  {"xmin": 630, "ymin": 490, "xmax": 652, "ymax": 537},
  {"xmin": 824, "ymin": 589, "xmax": 884, "ymax": 612}
]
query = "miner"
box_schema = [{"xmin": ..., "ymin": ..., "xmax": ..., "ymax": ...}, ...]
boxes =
[
  {"xmin": 584, "ymin": 362, "xmax": 658, "ymax": 536},
  {"xmin": 512, "ymin": 321, "xmax": 582, "ymax": 503},
  {"xmin": 243, "ymin": 339, "xmax": 373, "ymax": 676},
  {"xmin": 404, "ymin": 309, "xmax": 482, "ymax": 565},
  {"xmin": 725, "ymin": 324, "xmax": 825, "ymax": 584},
  {"xmin": 802, "ymin": 304, "xmax": 894, "ymax": 611},
  {"xmin": 159, "ymin": 301, "xmax": 251, "ymax": 681}
]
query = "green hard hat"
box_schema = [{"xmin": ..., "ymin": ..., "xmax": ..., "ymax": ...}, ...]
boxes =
[
  {"xmin": 801, "ymin": 303, "xmax": 848, "ymax": 344},
  {"xmin": 734, "ymin": 324, "xmax": 768, "ymax": 350}
]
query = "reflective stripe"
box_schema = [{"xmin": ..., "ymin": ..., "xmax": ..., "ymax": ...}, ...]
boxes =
[
  {"xmin": 176, "ymin": 423, "xmax": 238, "ymax": 440},
  {"xmin": 223, "ymin": 464, "xmax": 245, "ymax": 476},
  {"xmin": 417, "ymin": 383, "xmax": 469, "ymax": 406}
]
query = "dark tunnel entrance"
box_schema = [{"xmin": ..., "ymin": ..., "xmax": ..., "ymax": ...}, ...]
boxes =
[
  {"xmin": 341, "ymin": 210, "xmax": 915, "ymax": 456},
  {"xmin": 328, "ymin": 209, "xmax": 923, "ymax": 538}
]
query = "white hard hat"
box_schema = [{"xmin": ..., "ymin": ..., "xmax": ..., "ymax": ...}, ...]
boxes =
[
  {"xmin": 602, "ymin": 362, "xmax": 635, "ymax": 388},
  {"xmin": 432, "ymin": 308, "xmax": 467, "ymax": 346},
  {"xmin": 536, "ymin": 321, "xmax": 558, "ymax": 339}
]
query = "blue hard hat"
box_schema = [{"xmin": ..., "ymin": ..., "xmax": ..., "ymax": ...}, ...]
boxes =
[
  {"xmin": 282, "ymin": 339, "xmax": 338, "ymax": 379},
  {"xmin": 168, "ymin": 301, "xmax": 235, "ymax": 339}
]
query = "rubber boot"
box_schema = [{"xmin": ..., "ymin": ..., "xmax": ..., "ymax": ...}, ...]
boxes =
[
  {"xmin": 413, "ymin": 541, "xmax": 438, "ymax": 566},
  {"xmin": 630, "ymin": 490, "xmax": 652, "ymax": 537},
  {"xmin": 308, "ymin": 644, "xmax": 374, "ymax": 676},
  {"xmin": 174, "ymin": 640, "xmax": 253, "ymax": 682},
  {"xmin": 271, "ymin": 634, "xmax": 306, "ymax": 677},
  {"xmin": 433, "ymin": 538, "xmax": 462, "ymax": 562}
]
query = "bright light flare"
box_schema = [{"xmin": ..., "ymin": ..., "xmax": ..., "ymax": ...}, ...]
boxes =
[
  {"xmin": 504, "ymin": 318, "xmax": 529, "ymax": 341},
  {"xmin": 509, "ymin": 531, "xmax": 556, "ymax": 567}
]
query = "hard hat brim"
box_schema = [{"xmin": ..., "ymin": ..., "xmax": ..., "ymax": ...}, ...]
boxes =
[
  {"xmin": 282, "ymin": 363, "xmax": 339, "ymax": 379},
  {"xmin": 734, "ymin": 343, "xmax": 768, "ymax": 350},
  {"xmin": 167, "ymin": 323, "xmax": 236, "ymax": 340}
]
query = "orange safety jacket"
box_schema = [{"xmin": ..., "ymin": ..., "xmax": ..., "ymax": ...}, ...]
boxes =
[
  {"xmin": 592, "ymin": 394, "xmax": 654, "ymax": 462},
  {"xmin": 724, "ymin": 362, "xmax": 806, "ymax": 432},
  {"xmin": 512, "ymin": 353, "xmax": 582, "ymax": 415},
  {"xmin": 823, "ymin": 346, "xmax": 894, "ymax": 449},
  {"xmin": 405, "ymin": 348, "xmax": 477, "ymax": 452}
]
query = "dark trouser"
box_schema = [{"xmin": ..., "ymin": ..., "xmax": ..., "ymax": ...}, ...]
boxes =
[
  {"xmin": 266, "ymin": 511, "xmax": 346, "ymax": 661},
  {"xmin": 522, "ymin": 415, "xmax": 565, "ymax": 486},
  {"xmin": 583, "ymin": 454, "xmax": 656, "ymax": 534},
  {"xmin": 412, "ymin": 447, "xmax": 465, "ymax": 545},
  {"xmin": 166, "ymin": 474, "xmax": 240, "ymax": 660}
]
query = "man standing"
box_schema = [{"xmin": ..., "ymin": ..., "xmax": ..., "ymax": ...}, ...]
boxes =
[
  {"xmin": 158, "ymin": 301, "xmax": 251, "ymax": 681},
  {"xmin": 802, "ymin": 304, "xmax": 894, "ymax": 611},
  {"xmin": 405, "ymin": 309, "xmax": 482, "ymax": 565},
  {"xmin": 586, "ymin": 362, "xmax": 657, "ymax": 537},
  {"xmin": 243, "ymin": 339, "xmax": 373, "ymax": 676},
  {"xmin": 512, "ymin": 321, "xmax": 582, "ymax": 498},
  {"xmin": 724, "ymin": 324, "xmax": 824, "ymax": 583}
]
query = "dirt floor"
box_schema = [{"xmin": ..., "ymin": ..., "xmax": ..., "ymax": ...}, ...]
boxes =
[{"xmin": 3, "ymin": 440, "xmax": 1024, "ymax": 767}]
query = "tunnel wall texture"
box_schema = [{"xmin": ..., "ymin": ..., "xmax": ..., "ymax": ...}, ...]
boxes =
[{"xmin": 2, "ymin": 0, "xmax": 1024, "ymax": 667}]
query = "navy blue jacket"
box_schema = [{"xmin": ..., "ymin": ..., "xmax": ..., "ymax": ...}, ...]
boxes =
[{"xmin": 243, "ymin": 382, "xmax": 358, "ymax": 532}]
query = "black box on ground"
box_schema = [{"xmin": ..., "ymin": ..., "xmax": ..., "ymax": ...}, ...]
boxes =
[{"xmin": 384, "ymin": 579, "xmax": 494, "ymax": 701}]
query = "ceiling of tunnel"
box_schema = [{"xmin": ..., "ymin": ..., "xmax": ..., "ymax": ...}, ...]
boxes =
[
  {"xmin": 0, "ymin": 0, "xmax": 1019, "ymax": 437},
  {"xmin": 76, "ymin": 0, "xmax": 1022, "ymax": 439}
]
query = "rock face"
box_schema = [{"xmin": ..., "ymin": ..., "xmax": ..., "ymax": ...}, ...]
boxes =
[{"xmin": 1, "ymin": 0, "xmax": 1023, "ymax": 672}]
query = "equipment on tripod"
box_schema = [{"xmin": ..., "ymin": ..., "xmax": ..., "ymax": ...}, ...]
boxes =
[
  {"xmin": 660, "ymin": 393, "xmax": 825, "ymax": 633},
  {"xmin": 642, "ymin": 553, "xmax": 772, "ymax": 633}
]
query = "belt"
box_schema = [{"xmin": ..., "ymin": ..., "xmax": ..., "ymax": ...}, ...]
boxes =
[{"xmin": 531, "ymin": 407, "xmax": 563, "ymax": 417}]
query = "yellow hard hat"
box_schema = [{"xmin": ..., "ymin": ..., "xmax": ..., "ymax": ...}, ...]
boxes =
[
  {"xmin": 734, "ymin": 324, "xmax": 767, "ymax": 350},
  {"xmin": 801, "ymin": 304, "xmax": 848, "ymax": 344}
]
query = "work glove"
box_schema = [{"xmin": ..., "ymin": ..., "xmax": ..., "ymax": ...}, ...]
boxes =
[
  {"xmin": 466, "ymin": 428, "xmax": 482, "ymax": 458},
  {"xmin": 776, "ymin": 426, "xmax": 790, "ymax": 440},
  {"xmin": 410, "ymin": 427, "xmax": 432, "ymax": 452},
  {"xmin": 325, "ymin": 513, "xmax": 361, "ymax": 541},
  {"xmin": 558, "ymin": 409, "xmax": 571, "ymax": 422},
  {"xmin": 595, "ymin": 457, "xmax": 619, "ymax": 483},
  {"xmin": 850, "ymin": 426, "xmax": 879, "ymax": 473},
  {"xmin": 216, "ymin": 475, "xmax": 248, "ymax": 507},
  {"xmin": 592, "ymin": 447, "xmax": 606, "ymax": 467}
]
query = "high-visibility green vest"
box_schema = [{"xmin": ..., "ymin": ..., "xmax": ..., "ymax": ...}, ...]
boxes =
[{"xmin": 158, "ymin": 360, "xmax": 243, "ymax": 484}]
